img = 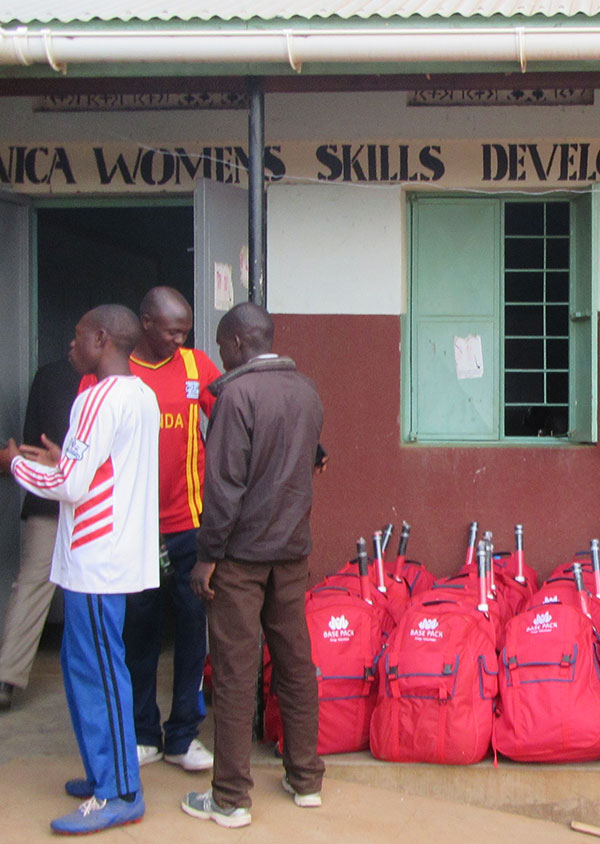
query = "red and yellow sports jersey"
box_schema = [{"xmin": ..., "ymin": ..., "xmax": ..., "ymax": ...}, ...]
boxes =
[{"xmin": 130, "ymin": 348, "xmax": 221, "ymax": 534}]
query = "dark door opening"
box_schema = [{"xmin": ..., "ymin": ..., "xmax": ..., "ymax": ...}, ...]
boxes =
[{"xmin": 36, "ymin": 204, "xmax": 194, "ymax": 366}]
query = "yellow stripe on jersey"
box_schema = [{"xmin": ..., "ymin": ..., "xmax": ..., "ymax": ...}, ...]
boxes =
[
  {"xmin": 181, "ymin": 348, "xmax": 203, "ymax": 526},
  {"xmin": 185, "ymin": 402, "xmax": 203, "ymax": 527},
  {"xmin": 180, "ymin": 347, "xmax": 199, "ymax": 379}
]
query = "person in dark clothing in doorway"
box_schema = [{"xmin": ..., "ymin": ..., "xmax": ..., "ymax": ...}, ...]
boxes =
[
  {"xmin": 0, "ymin": 358, "xmax": 80, "ymax": 711},
  {"xmin": 181, "ymin": 302, "xmax": 325, "ymax": 830}
]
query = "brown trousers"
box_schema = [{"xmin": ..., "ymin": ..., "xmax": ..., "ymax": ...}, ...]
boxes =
[{"xmin": 207, "ymin": 557, "xmax": 325, "ymax": 809}]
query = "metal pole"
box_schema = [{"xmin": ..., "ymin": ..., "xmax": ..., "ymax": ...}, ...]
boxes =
[
  {"xmin": 248, "ymin": 77, "xmax": 265, "ymax": 306},
  {"xmin": 249, "ymin": 80, "xmax": 266, "ymax": 744}
]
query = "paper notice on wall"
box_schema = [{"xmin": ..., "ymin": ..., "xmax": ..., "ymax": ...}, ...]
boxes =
[
  {"xmin": 214, "ymin": 262, "xmax": 234, "ymax": 311},
  {"xmin": 239, "ymin": 245, "xmax": 249, "ymax": 290},
  {"xmin": 454, "ymin": 334, "xmax": 484, "ymax": 379}
]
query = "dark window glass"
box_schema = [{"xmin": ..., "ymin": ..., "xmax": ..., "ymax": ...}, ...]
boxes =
[
  {"xmin": 546, "ymin": 338, "xmax": 569, "ymax": 369},
  {"xmin": 505, "ymin": 272, "xmax": 543, "ymax": 302},
  {"xmin": 546, "ymin": 272, "xmax": 569, "ymax": 303},
  {"xmin": 505, "ymin": 305, "xmax": 543, "ymax": 336},
  {"xmin": 503, "ymin": 200, "xmax": 571, "ymax": 438},
  {"xmin": 505, "ymin": 238, "xmax": 544, "ymax": 269},
  {"xmin": 505, "ymin": 203, "xmax": 544, "ymax": 236},
  {"xmin": 505, "ymin": 372, "xmax": 544, "ymax": 402},
  {"xmin": 547, "ymin": 372, "xmax": 569, "ymax": 403},
  {"xmin": 505, "ymin": 406, "xmax": 529, "ymax": 437},
  {"xmin": 546, "ymin": 305, "xmax": 569, "ymax": 336},
  {"xmin": 546, "ymin": 238, "xmax": 569, "ymax": 269},
  {"xmin": 506, "ymin": 405, "xmax": 567, "ymax": 437},
  {"xmin": 546, "ymin": 202, "xmax": 570, "ymax": 236},
  {"xmin": 505, "ymin": 338, "xmax": 544, "ymax": 369},
  {"xmin": 539, "ymin": 406, "xmax": 569, "ymax": 436}
]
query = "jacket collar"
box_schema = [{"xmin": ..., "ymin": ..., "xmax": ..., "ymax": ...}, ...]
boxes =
[{"xmin": 208, "ymin": 355, "xmax": 296, "ymax": 397}]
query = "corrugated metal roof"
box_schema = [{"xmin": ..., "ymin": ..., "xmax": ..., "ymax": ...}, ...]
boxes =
[{"xmin": 1, "ymin": 0, "xmax": 600, "ymax": 23}]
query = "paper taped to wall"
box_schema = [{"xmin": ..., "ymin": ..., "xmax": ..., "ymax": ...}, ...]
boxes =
[{"xmin": 454, "ymin": 334, "xmax": 484, "ymax": 380}]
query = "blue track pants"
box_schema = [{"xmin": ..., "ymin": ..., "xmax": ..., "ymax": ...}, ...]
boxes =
[{"xmin": 61, "ymin": 590, "xmax": 140, "ymax": 800}]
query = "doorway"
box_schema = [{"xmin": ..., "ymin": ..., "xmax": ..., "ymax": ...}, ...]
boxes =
[
  {"xmin": 36, "ymin": 203, "xmax": 194, "ymax": 366},
  {"xmin": 34, "ymin": 202, "xmax": 194, "ymax": 623}
]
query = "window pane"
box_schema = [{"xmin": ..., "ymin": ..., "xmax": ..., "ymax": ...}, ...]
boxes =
[
  {"xmin": 505, "ymin": 203, "xmax": 544, "ymax": 236},
  {"xmin": 505, "ymin": 272, "xmax": 543, "ymax": 302},
  {"xmin": 503, "ymin": 199, "xmax": 574, "ymax": 439},
  {"xmin": 506, "ymin": 405, "xmax": 568, "ymax": 436},
  {"xmin": 547, "ymin": 372, "xmax": 569, "ymax": 403},
  {"xmin": 546, "ymin": 238, "xmax": 569, "ymax": 269},
  {"xmin": 546, "ymin": 338, "xmax": 569, "ymax": 369},
  {"xmin": 546, "ymin": 305, "xmax": 569, "ymax": 336},
  {"xmin": 505, "ymin": 406, "xmax": 531, "ymax": 436},
  {"xmin": 505, "ymin": 372, "xmax": 544, "ymax": 402},
  {"xmin": 505, "ymin": 238, "xmax": 544, "ymax": 269},
  {"xmin": 546, "ymin": 202, "xmax": 570, "ymax": 236},
  {"xmin": 546, "ymin": 272, "xmax": 569, "ymax": 303},
  {"xmin": 505, "ymin": 305, "xmax": 544, "ymax": 336},
  {"xmin": 505, "ymin": 338, "xmax": 544, "ymax": 369}
]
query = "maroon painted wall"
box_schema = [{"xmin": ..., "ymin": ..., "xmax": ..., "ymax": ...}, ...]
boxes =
[{"xmin": 272, "ymin": 313, "xmax": 600, "ymax": 586}]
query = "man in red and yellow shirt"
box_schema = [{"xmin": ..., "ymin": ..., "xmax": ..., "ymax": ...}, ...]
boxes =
[{"xmin": 124, "ymin": 286, "xmax": 221, "ymax": 771}]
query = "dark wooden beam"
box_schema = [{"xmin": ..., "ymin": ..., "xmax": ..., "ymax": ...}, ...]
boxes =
[{"xmin": 0, "ymin": 70, "xmax": 598, "ymax": 97}]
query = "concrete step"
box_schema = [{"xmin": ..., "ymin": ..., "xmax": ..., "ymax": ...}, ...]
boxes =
[{"xmin": 252, "ymin": 741, "xmax": 600, "ymax": 827}]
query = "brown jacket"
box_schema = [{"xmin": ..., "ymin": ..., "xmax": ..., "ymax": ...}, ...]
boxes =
[{"xmin": 196, "ymin": 356, "xmax": 323, "ymax": 564}]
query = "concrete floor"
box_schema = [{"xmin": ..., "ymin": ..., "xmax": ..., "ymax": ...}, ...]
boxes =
[{"xmin": 0, "ymin": 628, "xmax": 594, "ymax": 843}]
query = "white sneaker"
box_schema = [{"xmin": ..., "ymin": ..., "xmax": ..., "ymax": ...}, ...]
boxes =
[
  {"xmin": 164, "ymin": 739, "xmax": 213, "ymax": 771},
  {"xmin": 137, "ymin": 745, "xmax": 163, "ymax": 766},
  {"xmin": 281, "ymin": 776, "xmax": 322, "ymax": 808}
]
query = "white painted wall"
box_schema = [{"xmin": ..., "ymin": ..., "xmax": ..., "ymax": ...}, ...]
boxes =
[
  {"xmin": 267, "ymin": 183, "xmax": 404, "ymax": 315},
  {"xmin": 2, "ymin": 89, "xmax": 600, "ymax": 311},
  {"xmin": 2, "ymin": 90, "xmax": 600, "ymax": 143},
  {"xmin": 265, "ymin": 92, "xmax": 600, "ymax": 141}
]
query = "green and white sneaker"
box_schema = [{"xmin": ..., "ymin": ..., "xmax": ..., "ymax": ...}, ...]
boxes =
[
  {"xmin": 181, "ymin": 789, "xmax": 251, "ymax": 829},
  {"xmin": 282, "ymin": 776, "xmax": 322, "ymax": 808}
]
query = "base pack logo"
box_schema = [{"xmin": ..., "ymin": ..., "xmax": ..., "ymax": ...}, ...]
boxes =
[
  {"xmin": 410, "ymin": 617, "xmax": 443, "ymax": 642},
  {"xmin": 323, "ymin": 614, "xmax": 354, "ymax": 642},
  {"xmin": 526, "ymin": 610, "xmax": 558, "ymax": 635}
]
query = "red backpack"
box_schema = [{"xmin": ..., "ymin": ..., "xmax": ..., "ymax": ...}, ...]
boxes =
[
  {"xmin": 493, "ymin": 599, "xmax": 600, "ymax": 762},
  {"xmin": 305, "ymin": 585, "xmax": 390, "ymax": 754},
  {"xmin": 264, "ymin": 582, "xmax": 393, "ymax": 756},
  {"xmin": 370, "ymin": 598, "xmax": 498, "ymax": 764}
]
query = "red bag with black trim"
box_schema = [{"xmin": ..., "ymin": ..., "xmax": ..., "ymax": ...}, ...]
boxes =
[
  {"xmin": 493, "ymin": 597, "xmax": 600, "ymax": 762},
  {"xmin": 370, "ymin": 596, "xmax": 498, "ymax": 764},
  {"xmin": 264, "ymin": 538, "xmax": 397, "ymax": 756},
  {"xmin": 304, "ymin": 584, "xmax": 390, "ymax": 754}
]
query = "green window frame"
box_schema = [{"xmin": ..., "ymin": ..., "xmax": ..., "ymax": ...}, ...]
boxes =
[{"xmin": 405, "ymin": 193, "xmax": 597, "ymax": 444}]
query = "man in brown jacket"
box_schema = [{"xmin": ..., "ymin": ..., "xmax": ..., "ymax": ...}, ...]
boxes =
[{"xmin": 182, "ymin": 302, "xmax": 325, "ymax": 829}]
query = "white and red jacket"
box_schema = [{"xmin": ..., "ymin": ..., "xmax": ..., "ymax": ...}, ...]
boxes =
[{"xmin": 11, "ymin": 375, "xmax": 160, "ymax": 595}]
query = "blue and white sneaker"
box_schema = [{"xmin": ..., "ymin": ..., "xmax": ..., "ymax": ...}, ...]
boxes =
[
  {"xmin": 50, "ymin": 791, "xmax": 145, "ymax": 834},
  {"xmin": 181, "ymin": 789, "xmax": 251, "ymax": 828},
  {"xmin": 64, "ymin": 778, "xmax": 95, "ymax": 799}
]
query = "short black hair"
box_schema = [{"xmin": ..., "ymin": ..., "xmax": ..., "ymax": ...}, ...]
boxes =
[
  {"xmin": 86, "ymin": 304, "xmax": 141, "ymax": 355},
  {"xmin": 218, "ymin": 302, "xmax": 274, "ymax": 351}
]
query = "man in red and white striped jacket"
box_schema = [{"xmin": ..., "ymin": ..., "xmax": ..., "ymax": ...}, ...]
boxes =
[{"xmin": 0, "ymin": 304, "xmax": 159, "ymax": 835}]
